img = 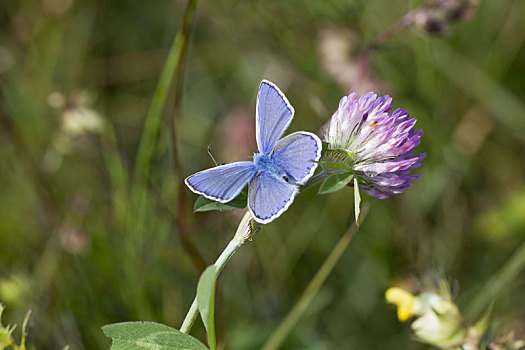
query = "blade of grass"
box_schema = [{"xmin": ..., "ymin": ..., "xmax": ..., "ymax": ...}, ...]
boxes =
[
  {"xmin": 133, "ymin": 0, "xmax": 198, "ymax": 186},
  {"xmin": 261, "ymin": 205, "xmax": 370, "ymax": 350},
  {"xmin": 132, "ymin": 29, "xmax": 182, "ymax": 184},
  {"xmin": 99, "ymin": 126, "xmax": 129, "ymax": 227},
  {"xmin": 169, "ymin": 0, "xmax": 198, "ymax": 181},
  {"xmin": 129, "ymin": 0, "xmax": 205, "ymax": 271},
  {"xmin": 466, "ymin": 240, "xmax": 525, "ymax": 319},
  {"xmin": 167, "ymin": 0, "xmax": 207, "ymax": 272}
]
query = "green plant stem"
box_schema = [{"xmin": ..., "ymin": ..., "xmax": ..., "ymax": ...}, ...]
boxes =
[
  {"xmin": 170, "ymin": 0, "xmax": 208, "ymax": 273},
  {"xmin": 133, "ymin": 0, "xmax": 199, "ymax": 185},
  {"xmin": 170, "ymin": 0, "xmax": 197, "ymax": 180},
  {"xmin": 261, "ymin": 206, "xmax": 369, "ymax": 350},
  {"xmin": 466, "ymin": 240, "xmax": 525, "ymax": 319},
  {"xmin": 179, "ymin": 240, "xmax": 242, "ymax": 333},
  {"xmin": 130, "ymin": 0, "xmax": 205, "ymax": 271},
  {"xmin": 133, "ymin": 34, "xmax": 181, "ymax": 184},
  {"xmin": 180, "ymin": 211, "xmax": 255, "ymax": 333}
]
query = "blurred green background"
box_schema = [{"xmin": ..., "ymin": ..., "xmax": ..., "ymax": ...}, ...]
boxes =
[{"xmin": 1, "ymin": 0, "xmax": 524, "ymax": 348}]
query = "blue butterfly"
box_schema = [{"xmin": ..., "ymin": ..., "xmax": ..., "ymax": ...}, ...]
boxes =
[{"xmin": 185, "ymin": 80, "xmax": 322, "ymax": 224}]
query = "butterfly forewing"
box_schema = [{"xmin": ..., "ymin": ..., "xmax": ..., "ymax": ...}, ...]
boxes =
[
  {"xmin": 271, "ymin": 131, "xmax": 322, "ymax": 185},
  {"xmin": 256, "ymin": 80, "xmax": 294, "ymax": 155},
  {"xmin": 185, "ymin": 162, "xmax": 256, "ymax": 203},
  {"xmin": 185, "ymin": 80, "xmax": 318, "ymax": 224},
  {"xmin": 248, "ymin": 171, "xmax": 298, "ymax": 224}
]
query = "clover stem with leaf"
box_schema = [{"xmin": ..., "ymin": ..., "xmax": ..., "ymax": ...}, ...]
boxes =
[{"xmin": 180, "ymin": 80, "xmax": 323, "ymax": 338}]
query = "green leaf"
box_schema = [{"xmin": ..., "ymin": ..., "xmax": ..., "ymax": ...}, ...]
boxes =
[
  {"xmin": 354, "ymin": 178, "xmax": 361, "ymax": 228},
  {"xmin": 102, "ymin": 322, "xmax": 208, "ymax": 350},
  {"xmin": 197, "ymin": 266, "xmax": 217, "ymax": 350},
  {"xmin": 318, "ymin": 172, "xmax": 354, "ymax": 195},
  {"xmin": 194, "ymin": 192, "xmax": 247, "ymax": 212},
  {"xmin": 102, "ymin": 321, "xmax": 207, "ymax": 350}
]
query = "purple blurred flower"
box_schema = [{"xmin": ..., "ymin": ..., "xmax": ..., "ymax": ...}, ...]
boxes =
[{"xmin": 323, "ymin": 92, "xmax": 426, "ymax": 199}]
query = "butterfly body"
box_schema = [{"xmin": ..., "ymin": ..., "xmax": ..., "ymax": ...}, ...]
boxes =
[
  {"xmin": 185, "ymin": 80, "xmax": 322, "ymax": 224},
  {"xmin": 253, "ymin": 153, "xmax": 292, "ymax": 183}
]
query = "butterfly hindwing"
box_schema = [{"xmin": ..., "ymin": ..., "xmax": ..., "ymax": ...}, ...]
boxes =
[
  {"xmin": 186, "ymin": 80, "xmax": 315, "ymax": 224},
  {"xmin": 185, "ymin": 161, "xmax": 256, "ymax": 203},
  {"xmin": 248, "ymin": 171, "xmax": 298, "ymax": 224},
  {"xmin": 256, "ymin": 80, "xmax": 294, "ymax": 155},
  {"xmin": 271, "ymin": 131, "xmax": 322, "ymax": 185}
]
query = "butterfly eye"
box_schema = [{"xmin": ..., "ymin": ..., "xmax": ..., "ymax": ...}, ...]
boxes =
[{"xmin": 282, "ymin": 175, "xmax": 290, "ymax": 183}]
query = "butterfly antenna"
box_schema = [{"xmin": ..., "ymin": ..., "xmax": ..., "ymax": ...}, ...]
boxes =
[{"xmin": 207, "ymin": 145, "xmax": 219, "ymax": 166}]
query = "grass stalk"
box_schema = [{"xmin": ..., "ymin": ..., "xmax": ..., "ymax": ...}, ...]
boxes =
[
  {"xmin": 129, "ymin": 0, "xmax": 205, "ymax": 270},
  {"xmin": 261, "ymin": 206, "xmax": 369, "ymax": 350},
  {"xmin": 133, "ymin": 0, "xmax": 198, "ymax": 186},
  {"xmin": 168, "ymin": 0, "xmax": 208, "ymax": 272},
  {"xmin": 466, "ymin": 240, "xmax": 525, "ymax": 319}
]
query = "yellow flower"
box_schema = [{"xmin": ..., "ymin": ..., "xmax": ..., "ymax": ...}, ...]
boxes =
[
  {"xmin": 385, "ymin": 287, "xmax": 417, "ymax": 321},
  {"xmin": 411, "ymin": 293, "xmax": 465, "ymax": 348},
  {"xmin": 386, "ymin": 285, "xmax": 466, "ymax": 349}
]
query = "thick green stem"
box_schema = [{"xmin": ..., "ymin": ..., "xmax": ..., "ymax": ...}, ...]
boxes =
[
  {"xmin": 179, "ymin": 298, "xmax": 199, "ymax": 334},
  {"xmin": 180, "ymin": 211, "xmax": 256, "ymax": 333}
]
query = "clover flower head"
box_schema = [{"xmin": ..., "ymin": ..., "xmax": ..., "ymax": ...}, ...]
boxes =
[{"xmin": 323, "ymin": 92, "xmax": 426, "ymax": 199}]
